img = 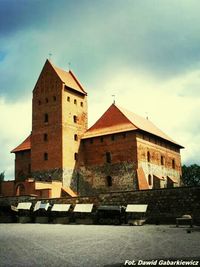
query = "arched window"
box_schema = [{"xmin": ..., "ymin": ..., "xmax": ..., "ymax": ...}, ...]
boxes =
[
  {"xmin": 74, "ymin": 99, "xmax": 77, "ymax": 105},
  {"xmin": 161, "ymin": 155, "xmax": 164, "ymax": 165},
  {"xmin": 73, "ymin": 115, "xmax": 77, "ymax": 123},
  {"xmin": 44, "ymin": 152, "xmax": 48, "ymax": 161},
  {"xmin": 172, "ymin": 159, "xmax": 175, "ymax": 169},
  {"xmin": 44, "ymin": 133, "xmax": 48, "ymax": 141},
  {"xmin": 106, "ymin": 176, "xmax": 112, "ymax": 187},
  {"xmin": 44, "ymin": 113, "xmax": 48, "ymax": 123},
  {"xmin": 147, "ymin": 151, "xmax": 151, "ymax": 162},
  {"xmin": 16, "ymin": 184, "xmax": 25, "ymax": 196},
  {"xmin": 106, "ymin": 152, "xmax": 111, "ymax": 163},
  {"xmin": 74, "ymin": 134, "xmax": 78, "ymax": 141},
  {"xmin": 148, "ymin": 174, "xmax": 152, "ymax": 186},
  {"xmin": 67, "ymin": 96, "xmax": 70, "ymax": 102}
]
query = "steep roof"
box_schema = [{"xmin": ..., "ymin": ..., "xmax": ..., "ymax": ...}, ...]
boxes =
[
  {"xmin": 11, "ymin": 135, "xmax": 31, "ymax": 153},
  {"xmin": 83, "ymin": 104, "xmax": 183, "ymax": 148},
  {"xmin": 49, "ymin": 60, "xmax": 87, "ymax": 95}
]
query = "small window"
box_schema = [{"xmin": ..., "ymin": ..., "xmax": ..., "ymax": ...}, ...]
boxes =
[
  {"xmin": 28, "ymin": 164, "xmax": 31, "ymax": 174},
  {"xmin": 67, "ymin": 96, "xmax": 70, "ymax": 102},
  {"xmin": 123, "ymin": 133, "xmax": 126, "ymax": 138},
  {"xmin": 44, "ymin": 113, "xmax": 48, "ymax": 123},
  {"xmin": 44, "ymin": 133, "xmax": 48, "ymax": 141},
  {"xmin": 53, "ymin": 96, "xmax": 56, "ymax": 101},
  {"xmin": 74, "ymin": 134, "xmax": 78, "ymax": 141},
  {"xmin": 90, "ymin": 138, "xmax": 93, "ymax": 144},
  {"xmin": 147, "ymin": 151, "xmax": 150, "ymax": 162},
  {"xmin": 44, "ymin": 152, "xmax": 48, "ymax": 161},
  {"xmin": 38, "ymin": 100, "xmax": 41, "ymax": 105},
  {"xmin": 172, "ymin": 159, "xmax": 175, "ymax": 169},
  {"xmin": 45, "ymin": 98, "xmax": 48, "ymax": 103},
  {"xmin": 100, "ymin": 137, "xmax": 104, "ymax": 143},
  {"xmin": 106, "ymin": 152, "xmax": 111, "ymax": 163},
  {"xmin": 106, "ymin": 176, "xmax": 112, "ymax": 187},
  {"xmin": 74, "ymin": 153, "xmax": 78, "ymax": 161},
  {"xmin": 74, "ymin": 99, "xmax": 77, "ymax": 105},
  {"xmin": 148, "ymin": 174, "xmax": 152, "ymax": 186},
  {"xmin": 111, "ymin": 135, "xmax": 115, "ymax": 141},
  {"xmin": 161, "ymin": 155, "xmax": 164, "ymax": 165},
  {"xmin": 80, "ymin": 102, "xmax": 83, "ymax": 107},
  {"xmin": 73, "ymin": 115, "xmax": 77, "ymax": 123}
]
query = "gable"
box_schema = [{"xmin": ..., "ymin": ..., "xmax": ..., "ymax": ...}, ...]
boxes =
[
  {"xmin": 83, "ymin": 104, "xmax": 137, "ymax": 138},
  {"xmin": 33, "ymin": 60, "xmax": 87, "ymax": 95}
]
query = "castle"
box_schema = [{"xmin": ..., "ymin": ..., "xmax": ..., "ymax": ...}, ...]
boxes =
[{"xmin": 0, "ymin": 60, "xmax": 184, "ymax": 198}]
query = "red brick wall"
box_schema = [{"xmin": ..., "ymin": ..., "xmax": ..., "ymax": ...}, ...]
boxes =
[
  {"xmin": 31, "ymin": 61, "xmax": 63, "ymax": 177},
  {"xmin": 15, "ymin": 150, "xmax": 31, "ymax": 180}
]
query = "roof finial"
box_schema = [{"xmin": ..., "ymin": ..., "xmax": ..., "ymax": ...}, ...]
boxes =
[
  {"xmin": 145, "ymin": 112, "xmax": 149, "ymax": 120},
  {"xmin": 68, "ymin": 62, "xmax": 71, "ymax": 71},
  {"xmin": 48, "ymin": 52, "xmax": 52, "ymax": 60},
  {"xmin": 112, "ymin": 95, "xmax": 116, "ymax": 104}
]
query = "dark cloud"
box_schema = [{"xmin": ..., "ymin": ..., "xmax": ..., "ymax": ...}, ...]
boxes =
[{"xmin": 1, "ymin": 0, "xmax": 200, "ymax": 101}]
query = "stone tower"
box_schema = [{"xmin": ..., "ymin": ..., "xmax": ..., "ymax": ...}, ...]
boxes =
[{"xmin": 31, "ymin": 60, "xmax": 87, "ymax": 188}]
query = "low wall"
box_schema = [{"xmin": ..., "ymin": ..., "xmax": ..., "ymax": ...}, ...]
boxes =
[{"xmin": 1, "ymin": 186, "xmax": 200, "ymax": 224}]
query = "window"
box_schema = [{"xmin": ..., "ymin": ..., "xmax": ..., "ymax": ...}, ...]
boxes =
[
  {"xmin": 44, "ymin": 152, "xmax": 48, "ymax": 161},
  {"xmin": 44, "ymin": 113, "xmax": 48, "ymax": 123},
  {"xmin": 148, "ymin": 174, "xmax": 152, "ymax": 186},
  {"xmin": 106, "ymin": 176, "xmax": 112, "ymax": 187},
  {"xmin": 172, "ymin": 159, "xmax": 175, "ymax": 169},
  {"xmin": 123, "ymin": 133, "xmax": 126, "ymax": 138},
  {"xmin": 67, "ymin": 96, "xmax": 70, "ymax": 102},
  {"xmin": 147, "ymin": 151, "xmax": 150, "ymax": 162},
  {"xmin": 74, "ymin": 99, "xmax": 77, "ymax": 105},
  {"xmin": 44, "ymin": 133, "xmax": 48, "ymax": 141},
  {"xmin": 38, "ymin": 100, "xmax": 41, "ymax": 105},
  {"xmin": 53, "ymin": 96, "xmax": 56, "ymax": 101},
  {"xmin": 45, "ymin": 98, "xmax": 48, "ymax": 103},
  {"xmin": 161, "ymin": 155, "xmax": 164, "ymax": 165},
  {"xmin": 100, "ymin": 137, "xmax": 104, "ymax": 142},
  {"xmin": 74, "ymin": 153, "xmax": 78, "ymax": 161},
  {"xmin": 106, "ymin": 152, "xmax": 111, "ymax": 163},
  {"xmin": 111, "ymin": 135, "xmax": 115, "ymax": 141},
  {"xmin": 28, "ymin": 164, "xmax": 31, "ymax": 174},
  {"xmin": 73, "ymin": 115, "xmax": 77, "ymax": 123},
  {"xmin": 74, "ymin": 134, "xmax": 78, "ymax": 141},
  {"xmin": 80, "ymin": 102, "xmax": 83, "ymax": 107}
]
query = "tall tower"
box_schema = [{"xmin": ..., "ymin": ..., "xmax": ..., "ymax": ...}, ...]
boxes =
[{"xmin": 31, "ymin": 60, "xmax": 87, "ymax": 188}]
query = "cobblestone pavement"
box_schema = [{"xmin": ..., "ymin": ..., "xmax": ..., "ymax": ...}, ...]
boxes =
[{"xmin": 0, "ymin": 224, "xmax": 199, "ymax": 267}]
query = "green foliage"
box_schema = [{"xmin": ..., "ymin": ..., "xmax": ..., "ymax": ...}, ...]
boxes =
[
  {"xmin": 182, "ymin": 164, "xmax": 200, "ymax": 186},
  {"xmin": 0, "ymin": 171, "xmax": 5, "ymax": 182}
]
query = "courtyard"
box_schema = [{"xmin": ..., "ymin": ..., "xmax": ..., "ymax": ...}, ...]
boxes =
[{"xmin": 0, "ymin": 224, "xmax": 199, "ymax": 266}]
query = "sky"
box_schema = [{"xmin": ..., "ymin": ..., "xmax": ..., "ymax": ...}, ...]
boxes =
[{"xmin": 0, "ymin": 0, "xmax": 200, "ymax": 180}]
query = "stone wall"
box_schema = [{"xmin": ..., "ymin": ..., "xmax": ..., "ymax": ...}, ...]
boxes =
[{"xmin": 1, "ymin": 186, "xmax": 200, "ymax": 224}]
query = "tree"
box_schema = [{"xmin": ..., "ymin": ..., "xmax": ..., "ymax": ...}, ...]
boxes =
[
  {"xmin": 182, "ymin": 164, "xmax": 200, "ymax": 186},
  {"xmin": 0, "ymin": 171, "xmax": 5, "ymax": 182}
]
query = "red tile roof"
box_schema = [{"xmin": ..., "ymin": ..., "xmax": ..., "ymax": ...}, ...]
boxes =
[
  {"xmin": 83, "ymin": 104, "xmax": 183, "ymax": 148},
  {"xmin": 137, "ymin": 168, "xmax": 150, "ymax": 190},
  {"xmin": 49, "ymin": 60, "xmax": 87, "ymax": 95},
  {"xmin": 11, "ymin": 135, "xmax": 31, "ymax": 153}
]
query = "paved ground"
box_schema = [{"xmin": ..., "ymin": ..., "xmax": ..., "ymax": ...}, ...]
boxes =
[{"xmin": 0, "ymin": 224, "xmax": 199, "ymax": 267}]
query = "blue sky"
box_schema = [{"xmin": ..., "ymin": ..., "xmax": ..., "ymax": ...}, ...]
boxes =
[{"xmin": 1, "ymin": 0, "xmax": 200, "ymax": 179}]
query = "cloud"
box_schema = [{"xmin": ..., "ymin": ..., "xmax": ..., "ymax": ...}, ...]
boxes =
[{"xmin": 0, "ymin": 97, "xmax": 31, "ymax": 179}]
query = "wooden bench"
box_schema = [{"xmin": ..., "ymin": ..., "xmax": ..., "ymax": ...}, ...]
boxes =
[{"xmin": 176, "ymin": 215, "xmax": 193, "ymax": 228}]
